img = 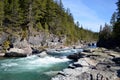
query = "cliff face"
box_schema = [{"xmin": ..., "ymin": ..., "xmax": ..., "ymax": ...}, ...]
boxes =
[
  {"xmin": 28, "ymin": 32, "xmax": 66, "ymax": 49},
  {"xmin": 0, "ymin": 31, "xmax": 67, "ymax": 52}
]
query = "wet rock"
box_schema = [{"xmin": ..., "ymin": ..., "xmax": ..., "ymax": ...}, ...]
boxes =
[
  {"xmin": 68, "ymin": 64, "xmax": 76, "ymax": 69},
  {"xmin": 5, "ymin": 52, "xmax": 27, "ymax": 57},
  {"xmin": 68, "ymin": 63, "xmax": 82, "ymax": 69},
  {"xmin": 57, "ymin": 71, "xmax": 66, "ymax": 76},
  {"xmin": 32, "ymin": 48, "xmax": 43, "ymax": 54},
  {"xmin": 37, "ymin": 51, "xmax": 48, "ymax": 57},
  {"xmin": 112, "ymin": 57, "xmax": 120, "ymax": 64},
  {"xmin": 67, "ymin": 53, "xmax": 81, "ymax": 61},
  {"xmin": 73, "ymin": 63, "xmax": 83, "ymax": 67}
]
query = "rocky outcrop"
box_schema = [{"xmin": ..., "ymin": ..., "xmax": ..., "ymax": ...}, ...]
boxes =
[
  {"xmin": 52, "ymin": 48, "xmax": 120, "ymax": 80},
  {"xmin": 0, "ymin": 31, "xmax": 67, "ymax": 53},
  {"xmin": 0, "ymin": 32, "xmax": 9, "ymax": 45},
  {"xmin": 28, "ymin": 33, "xmax": 66, "ymax": 49}
]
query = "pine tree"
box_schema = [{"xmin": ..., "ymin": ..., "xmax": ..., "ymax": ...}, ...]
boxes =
[
  {"xmin": 116, "ymin": 0, "xmax": 120, "ymax": 22},
  {"xmin": 4, "ymin": 0, "xmax": 23, "ymax": 27},
  {"xmin": 110, "ymin": 12, "xmax": 117, "ymax": 26},
  {"xmin": 0, "ymin": 0, "xmax": 4, "ymax": 27},
  {"xmin": 113, "ymin": 0, "xmax": 120, "ymax": 46}
]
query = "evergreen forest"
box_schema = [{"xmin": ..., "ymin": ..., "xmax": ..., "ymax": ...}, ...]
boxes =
[{"xmin": 0, "ymin": 0, "xmax": 98, "ymax": 45}]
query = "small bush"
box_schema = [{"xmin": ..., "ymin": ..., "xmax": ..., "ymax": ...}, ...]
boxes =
[{"xmin": 2, "ymin": 40, "xmax": 10, "ymax": 51}]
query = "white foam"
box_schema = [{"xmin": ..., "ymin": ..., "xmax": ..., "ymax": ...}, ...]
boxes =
[
  {"xmin": 28, "ymin": 56, "xmax": 70, "ymax": 65},
  {"xmin": 1, "ymin": 63, "xmax": 18, "ymax": 67}
]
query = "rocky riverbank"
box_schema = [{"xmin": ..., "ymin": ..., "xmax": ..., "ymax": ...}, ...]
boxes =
[
  {"xmin": 0, "ymin": 31, "xmax": 93, "ymax": 57},
  {"xmin": 52, "ymin": 48, "xmax": 120, "ymax": 80}
]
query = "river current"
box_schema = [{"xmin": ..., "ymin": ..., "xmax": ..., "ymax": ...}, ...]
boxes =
[{"xmin": 0, "ymin": 49, "xmax": 82, "ymax": 80}]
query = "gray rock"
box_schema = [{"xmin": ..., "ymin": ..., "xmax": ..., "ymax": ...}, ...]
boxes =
[
  {"xmin": 77, "ymin": 72, "xmax": 93, "ymax": 80},
  {"xmin": 74, "ymin": 58, "xmax": 90, "ymax": 67},
  {"xmin": 96, "ymin": 63, "xmax": 110, "ymax": 71},
  {"xmin": 0, "ymin": 32, "xmax": 9, "ymax": 44},
  {"xmin": 96, "ymin": 73, "xmax": 103, "ymax": 80},
  {"xmin": 52, "ymin": 55, "xmax": 120, "ymax": 80},
  {"xmin": 0, "ymin": 53, "xmax": 5, "ymax": 57},
  {"xmin": 13, "ymin": 39, "xmax": 30, "ymax": 49}
]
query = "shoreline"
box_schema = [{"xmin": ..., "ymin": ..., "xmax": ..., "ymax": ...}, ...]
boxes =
[
  {"xmin": 0, "ymin": 42, "xmax": 90, "ymax": 57},
  {"xmin": 51, "ymin": 48, "xmax": 120, "ymax": 80}
]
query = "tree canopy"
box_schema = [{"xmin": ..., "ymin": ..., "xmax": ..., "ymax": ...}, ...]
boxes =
[{"xmin": 0, "ymin": 0, "xmax": 98, "ymax": 45}]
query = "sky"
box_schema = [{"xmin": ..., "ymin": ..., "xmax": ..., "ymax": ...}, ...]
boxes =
[{"xmin": 61, "ymin": 0, "xmax": 117, "ymax": 32}]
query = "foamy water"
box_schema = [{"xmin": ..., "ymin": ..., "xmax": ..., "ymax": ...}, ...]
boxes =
[
  {"xmin": 0, "ymin": 55, "xmax": 70, "ymax": 72},
  {"xmin": 0, "ymin": 48, "xmax": 82, "ymax": 80}
]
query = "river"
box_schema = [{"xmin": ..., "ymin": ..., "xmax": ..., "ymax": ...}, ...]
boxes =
[{"xmin": 0, "ymin": 49, "xmax": 82, "ymax": 80}]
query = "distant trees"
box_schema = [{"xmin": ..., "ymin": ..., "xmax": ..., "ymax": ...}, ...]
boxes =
[
  {"xmin": 113, "ymin": 22, "xmax": 120, "ymax": 46},
  {"xmin": 112, "ymin": 0, "xmax": 120, "ymax": 47},
  {"xmin": 110, "ymin": 12, "xmax": 117, "ymax": 27},
  {"xmin": 97, "ymin": 0, "xmax": 120, "ymax": 48},
  {"xmin": 99, "ymin": 24, "xmax": 112, "ymax": 40},
  {"xmin": 97, "ymin": 24, "xmax": 113, "ymax": 48}
]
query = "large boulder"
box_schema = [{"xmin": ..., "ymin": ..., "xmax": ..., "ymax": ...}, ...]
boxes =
[
  {"xmin": 5, "ymin": 46, "xmax": 32, "ymax": 57},
  {"xmin": 67, "ymin": 53, "xmax": 82, "ymax": 61}
]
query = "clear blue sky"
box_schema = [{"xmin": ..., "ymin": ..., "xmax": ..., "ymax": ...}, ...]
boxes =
[{"xmin": 61, "ymin": 0, "xmax": 117, "ymax": 32}]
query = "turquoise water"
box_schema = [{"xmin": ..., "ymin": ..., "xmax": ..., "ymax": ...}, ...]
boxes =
[
  {"xmin": 0, "ymin": 49, "xmax": 82, "ymax": 80},
  {"xmin": 0, "ymin": 56, "xmax": 70, "ymax": 80}
]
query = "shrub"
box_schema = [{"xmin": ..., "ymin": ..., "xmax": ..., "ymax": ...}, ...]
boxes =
[{"xmin": 2, "ymin": 40, "xmax": 10, "ymax": 52}]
